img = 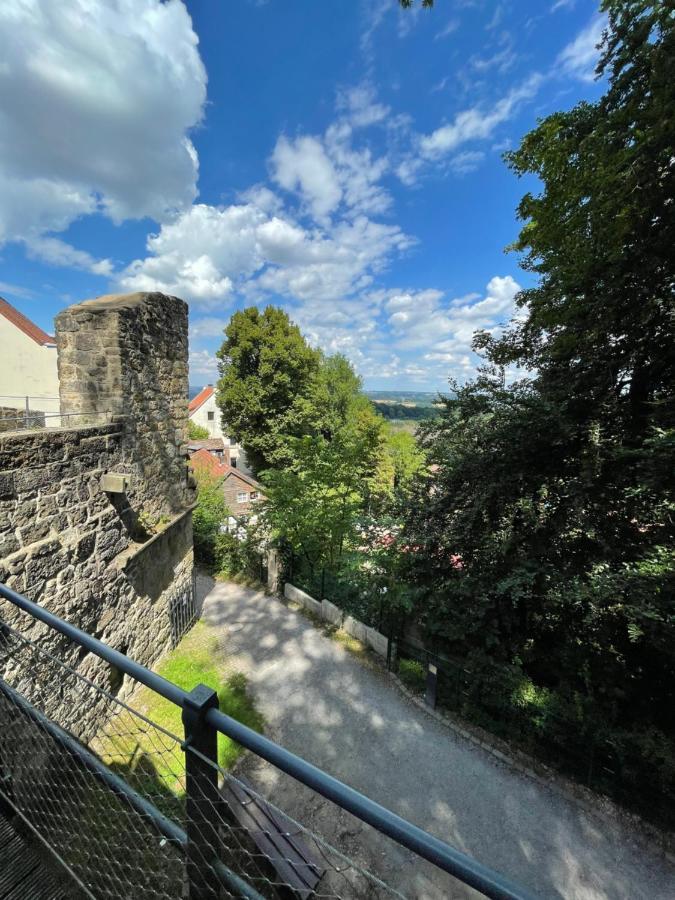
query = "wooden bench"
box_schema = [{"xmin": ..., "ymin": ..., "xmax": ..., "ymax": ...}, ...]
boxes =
[{"xmin": 220, "ymin": 775, "xmax": 325, "ymax": 900}]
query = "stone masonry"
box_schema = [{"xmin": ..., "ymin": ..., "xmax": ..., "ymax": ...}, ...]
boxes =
[{"xmin": 0, "ymin": 293, "xmax": 196, "ymax": 737}]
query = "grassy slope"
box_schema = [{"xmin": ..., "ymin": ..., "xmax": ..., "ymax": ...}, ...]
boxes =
[{"xmin": 98, "ymin": 621, "xmax": 263, "ymax": 795}]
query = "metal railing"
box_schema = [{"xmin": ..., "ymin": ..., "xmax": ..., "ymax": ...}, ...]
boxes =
[{"xmin": 0, "ymin": 581, "xmax": 534, "ymax": 900}]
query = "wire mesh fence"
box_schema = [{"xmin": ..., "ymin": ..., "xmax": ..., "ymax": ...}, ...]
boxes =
[
  {"xmin": 391, "ymin": 634, "xmax": 675, "ymax": 831},
  {"xmin": 0, "ymin": 619, "xmax": 419, "ymax": 899}
]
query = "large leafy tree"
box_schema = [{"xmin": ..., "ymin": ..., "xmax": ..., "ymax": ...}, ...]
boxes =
[
  {"xmin": 404, "ymin": 1, "xmax": 674, "ymax": 724},
  {"xmin": 216, "ymin": 307, "xmax": 324, "ymax": 475}
]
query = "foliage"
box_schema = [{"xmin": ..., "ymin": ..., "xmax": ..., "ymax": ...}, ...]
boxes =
[
  {"xmin": 398, "ymin": 659, "xmax": 426, "ymax": 692},
  {"xmin": 371, "ymin": 401, "xmax": 439, "ymax": 421},
  {"xmin": 386, "ymin": 426, "xmax": 427, "ymax": 495},
  {"xmin": 262, "ymin": 433, "xmax": 366, "ymax": 576},
  {"xmin": 216, "ymin": 306, "xmax": 324, "ymax": 475},
  {"xmin": 192, "ymin": 467, "xmax": 229, "ymax": 566},
  {"xmin": 214, "ymin": 519, "xmax": 266, "ymax": 582},
  {"xmin": 403, "ymin": 1, "xmax": 675, "ymax": 738},
  {"xmin": 187, "ymin": 420, "xmax": 210, "ymax": 440}
]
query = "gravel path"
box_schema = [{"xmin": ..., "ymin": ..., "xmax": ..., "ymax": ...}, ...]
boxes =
[{"xmin": 199, "ymin": 575, "xmax": 675, "ymax": 900}]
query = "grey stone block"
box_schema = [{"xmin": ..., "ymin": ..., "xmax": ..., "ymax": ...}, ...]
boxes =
[
  {"xmin": 321, "ymin": 599, "xmax": 343, "ymax": 627},
  {"xmin": 343, "ymin": 615, "xmax": 367, "ymax": 644},
  {"xmin": 366, "ymin": 626, "xmax": 389, "ymax": 657}
]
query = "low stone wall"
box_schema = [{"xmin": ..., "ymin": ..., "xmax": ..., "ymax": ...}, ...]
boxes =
[
  {"xmin": 283, "ymin": 582, "xmax": 389, "ymax": 658},
  {"xmin": 284, "ymin": 582, "xmax": 322, "ymax": 617}
]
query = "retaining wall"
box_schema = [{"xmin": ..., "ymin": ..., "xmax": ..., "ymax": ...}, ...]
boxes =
[{"xmin": 284, "ymin": 582, "xmax": 389, "ymax": 657}]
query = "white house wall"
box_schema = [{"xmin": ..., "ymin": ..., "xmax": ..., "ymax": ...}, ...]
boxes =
[{"xmin": 0, "ymin": 315, "xmax": 60, "ymax": 426}]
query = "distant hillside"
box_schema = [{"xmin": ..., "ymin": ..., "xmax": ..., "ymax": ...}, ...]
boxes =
[
  {"xmin": 365, "ymin": 390, "xmax": 446, "ymax": 422},
  {"xmin": 366, "ymin": 390, "xmax": 445, "ymax": 405}
]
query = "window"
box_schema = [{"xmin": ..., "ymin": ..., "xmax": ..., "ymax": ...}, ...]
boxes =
[
  {"xmin": 207, "ymin": 411, "xmax": 214, "ymax": 421},
  {"xmin": 249, "ymin": 491, "xmax": 259, "ymax": 501},
  {"xmin": 237, "ymin": 491, "xmax": 248, "ymax": 503}
]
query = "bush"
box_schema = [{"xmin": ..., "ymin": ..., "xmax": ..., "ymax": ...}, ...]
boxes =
[
  {"xmin": 214, "ymin": 521, "xmax": 266, "ymax": 582},
  {"xmin": 188, "ymin": 421, "xmax": 210, "ymax": 440},
  {"xmin": 193, "ymin": 469, "xmax": 229, "ymax": 566},
  {"xmin": 398, "ymin": 659, "xmax": 425, "ymax": 693}
]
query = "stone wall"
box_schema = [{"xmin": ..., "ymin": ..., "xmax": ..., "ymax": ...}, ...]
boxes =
[
  {"xmin": 283, "ymin": 582, "xmax": 390, "ymax": 658},
  {"xmin": 0, "ymin": 293, "xmax": 196, "ymax": 736},
  {"xmin": 56, "ymin": 292, "xmax": 192, "ymax": 522}
]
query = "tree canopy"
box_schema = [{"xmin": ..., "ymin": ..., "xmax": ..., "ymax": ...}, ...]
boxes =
[
  {"xmin": 403, "ymin": 0, "xmax": 674, "ymax": 728},
  {"xmin": 216, "ymin": 306, "xmax": 324, "ymax": 475}
]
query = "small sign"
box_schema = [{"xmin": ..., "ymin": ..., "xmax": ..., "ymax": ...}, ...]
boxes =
[{"xmin": 428, "ymin": 664, "xmax": 437, "ymax": 675}]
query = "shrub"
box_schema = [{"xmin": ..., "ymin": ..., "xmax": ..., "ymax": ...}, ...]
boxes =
[
  {"xmin": 193, "ymin": 469, "xmax": 228, "ymax": 566},
  {"xmin": 398, "ymin": 658, "xmax": 425, "ymax": 693},
  {"xmin": 188, "ymin": 420, "xmax": 210, "ymax": 440}
]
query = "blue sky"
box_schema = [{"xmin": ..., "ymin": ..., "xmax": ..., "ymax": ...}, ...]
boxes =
[{"xmin": 0, "ymin": 0, "xmax": 606, "ymax": 391}]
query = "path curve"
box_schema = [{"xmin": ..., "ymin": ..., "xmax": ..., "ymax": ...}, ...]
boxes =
[{"xmin": 199, "ymin": 575, "xmax": 675, "ymax": 900}]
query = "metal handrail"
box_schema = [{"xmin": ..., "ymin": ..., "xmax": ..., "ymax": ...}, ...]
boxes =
[{"xmin": 0, "ymin": 582, "xmax": 535, "ymax": 900}]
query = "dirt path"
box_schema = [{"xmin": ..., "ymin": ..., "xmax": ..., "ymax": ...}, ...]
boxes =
[{"xmin": 199, "ymin": 575, "xmax": 675, "ymax": 900}]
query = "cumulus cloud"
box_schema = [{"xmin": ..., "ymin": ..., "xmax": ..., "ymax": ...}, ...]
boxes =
[
  {"xmin": 418, "ymin": 75, "xmax": 542, "ymax": 160},
  {"xmin": 189, "ymin": 349, "xmax": 219, "ymax": 381},
  {"xmin": 557, "ymin": 15, "xmax": 606, "ymax": 82},
  {"xmin": 24, "ymin": 237, "xmax": 113, "ymax": 276},
  {"xmin": 271, "ymin": 136, "xmax": 343, "ymax": 221},
  {"xmin": 385, "ymin": 275, "xmax": 521, "ymax": 372},
  {"xmin": 118, "ymin": 201, "xmax": 413, "ymax": 310},
  {"xmin": 271, "ymin": 101, "xmax": 391, "ymax": 223},
  {"xmin": 0, "ymin": 0, "xmax": 206, "ymax": 245}
]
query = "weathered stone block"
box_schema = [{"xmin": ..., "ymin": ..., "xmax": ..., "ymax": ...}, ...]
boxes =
[
  {"xmin": 343, "ymin": 615, "xmax": 367, "ymax": 645},
  {"xmin": 365, "ymin": 626, "xmax": 389, "ymax": 657},
  {"xmin": 321, "ymin": 599, "xmax": 343, "ymax": 627},
  {"xmin": 284, "ymin": 582, "xmax": 322, "ymax": 616}
]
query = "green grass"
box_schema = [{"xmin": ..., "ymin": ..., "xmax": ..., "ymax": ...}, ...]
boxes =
[{"xmin": 96, "ymin": 621, "xmax": 264, "ymax": 796}]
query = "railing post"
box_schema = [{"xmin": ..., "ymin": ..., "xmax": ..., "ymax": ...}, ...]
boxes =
[{"xmin": 182, "ymin": 684, "xmax": 221, "ymax": 899}]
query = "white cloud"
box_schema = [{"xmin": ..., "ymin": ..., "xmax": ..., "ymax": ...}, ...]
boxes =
[
  {"xmin": 557, "ymin": 15, "xmax": 606, "ymax": 82},
  {"xmin": 0, "ymin": 0, "xmax": 206, "ymax": 245},
  {"xmin": 337, "ymin": 84, "xmax": 389, "ymax": 129},
  {"xmin": 271, "ymin": 98, "xmax": 392, "ymax": 223},
  {"xmin": 449, "ymin": 150, "xmax": 485, "ymax": 176},
  {"xmin": 419, "ymin": 75, "xmax": 542, "ymax": 160},
  {"xmin": 386, "ymin": 275, "xmax": 520, "ymax": 361},
  {"xmin": 551, "ymin": 0, "xmax": 576, "ymax": 12},
  {"xmin": 119, "ymin": 201, "xmax": 413, "ymax": 310},
  {"xmin": 189, "ymin": 349, "xmax": 219, "ymax": 381},
  {"xmin": 271, "ymin": 136, "xmax": 343, "ymax": 221},
  {"xmin": 24, "ymin": 236, "xmax": 113, "ymax": 276},
  {"xmin": 434, "ymin": 19, "xmax": 460, "ymax": 41},
  {"xmin": 189, "ymin": 317, "xmax": 229, "ymax": 340}
]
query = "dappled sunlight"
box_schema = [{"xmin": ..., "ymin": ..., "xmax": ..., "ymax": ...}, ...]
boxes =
[{"xmin": 196, "ymin": 576, "xmax": 675, "ymax": 899}]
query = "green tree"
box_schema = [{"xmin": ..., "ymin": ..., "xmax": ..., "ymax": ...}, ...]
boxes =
[
  {"xmin": 386, "ymin": 426, "xmax": 427, "ymax": 494},
  {"xmin": 188, "ymin": 420, "xmax": 210, "ymax": 440},
  {"xmin": 261, "ymin": 433, "xmax": 365, "ymax": 576},
  {"xmin": 192, "ymin": 467, "xmax": 230, "ymax": 566},
  {"xmin": 404, "ymin": 1, "xmax": 675, "ymax": 725},
  {"xmin": 216, "ymin": 306, "xmax": 324, "ymax": 475}
]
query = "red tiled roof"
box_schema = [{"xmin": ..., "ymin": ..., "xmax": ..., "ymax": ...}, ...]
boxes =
[
  {"xmin": 189, "ymin": 450, "xmax": 264, "ymax": 492},
  {"xmin": 0, "ymin": 298, "xmax": 56, "ymax": 346},
  {"xmin": 188, "ymin": 384, "xmax": 215, "ymax": 414},
  {"xmin": 190, "ymin": 447, "xmax": 228, "ymax": 478}
]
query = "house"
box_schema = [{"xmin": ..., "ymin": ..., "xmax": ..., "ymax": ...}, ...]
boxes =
[
  {"xmin": 187, "ymin": 437, "xmax": 229, "ymax": 463},
  {"xmin": 188, "ymin": 384, "xmax": 245, "ymax": 469},
  {"xmin": 190, "ymin": 448, "xmax": 265, "ymax": 517},
  {"xmin": 0, "ymin": 297, "xmax": 60, "ymax": 426}
]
